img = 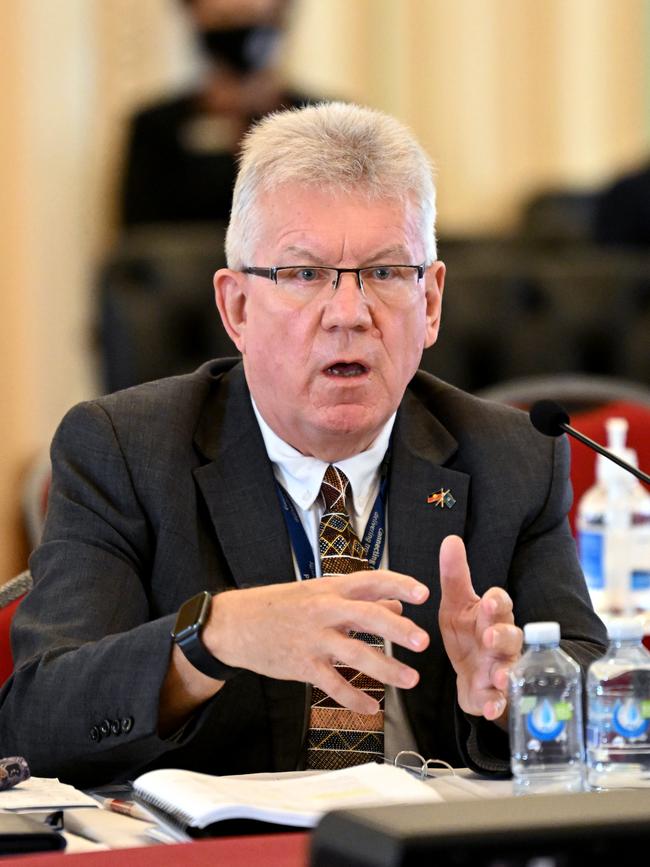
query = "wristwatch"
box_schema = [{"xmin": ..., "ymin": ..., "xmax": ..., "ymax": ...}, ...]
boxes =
[{"xmin": 171, "ymin": 591, "xmax": 242, "ymax": 680}]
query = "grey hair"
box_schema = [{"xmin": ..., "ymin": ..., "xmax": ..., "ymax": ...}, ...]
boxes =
[{"xmin": 225, "ymin": 101, "xmax": 437, "ymax": 269}]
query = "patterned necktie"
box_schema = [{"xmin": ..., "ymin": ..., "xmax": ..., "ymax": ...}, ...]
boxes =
[{"xmin": 307, "ymin": 465, "xmax": 385, "ymax": 770}]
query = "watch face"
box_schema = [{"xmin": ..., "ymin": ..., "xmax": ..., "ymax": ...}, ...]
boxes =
[{"xmin": 172, "ymin": 591, "xmax": 210, "ymax": 641}]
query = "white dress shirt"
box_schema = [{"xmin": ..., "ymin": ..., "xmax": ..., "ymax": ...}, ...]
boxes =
[{"xmin": 251, "ymin": 399, "xmax": 419, "ymax": 762}]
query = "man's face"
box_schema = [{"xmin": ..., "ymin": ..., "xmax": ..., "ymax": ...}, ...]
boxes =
[{"xmin": 214, "ymin": 184, "xmax": 445, "ymax": 460}]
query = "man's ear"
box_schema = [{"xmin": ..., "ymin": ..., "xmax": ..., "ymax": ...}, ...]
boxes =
[
  {"xmin": 423, "ymin": 261, "xmax": 446, "ymax": 349},
  {"xmin": 214, "ymin": 268, "xmax": 248, "ymax": 353}
]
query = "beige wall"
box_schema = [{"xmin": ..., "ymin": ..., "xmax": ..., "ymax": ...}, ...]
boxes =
[
  {"xmin": 287, "ymin": 0, "xmax": 649, "ymax": 231},
  {"xmin": 0, "ymin": 0, "xmax": 197, "ymax": 582},
  {"xmin": 1, "ymin": 5, "xmax": 38, "ymax": 579},
  {"xmin": 1, "ymin": 0, "xmax": 649, "ymax": 582}
]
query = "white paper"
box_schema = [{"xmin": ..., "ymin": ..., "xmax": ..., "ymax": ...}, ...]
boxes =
[
  {"xmin": 0, "ymin": 776, "xmax": 98, "ymax": 811},
  {"xmin": 63, "ymin": 807, "xmax": 161, "ymax": 848},
  {"xmin": 426, "ymin": 773, "xmax": 514, "ymax": 801},
  {"xmin": 62, "ymin": 832, "xmax": 110, "ymax": 853}
]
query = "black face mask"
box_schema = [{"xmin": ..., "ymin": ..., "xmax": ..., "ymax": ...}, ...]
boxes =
[{"xmin": 199, "ymin": 26, "xmax": 281, "ymax": 75}]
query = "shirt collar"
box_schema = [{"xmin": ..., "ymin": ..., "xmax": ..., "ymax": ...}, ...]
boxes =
[{"xmin": 251, "ymin": 398, "xmax": 395, "ymax": 516}]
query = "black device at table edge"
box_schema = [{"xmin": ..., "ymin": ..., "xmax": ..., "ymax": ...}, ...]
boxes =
[
  {"xmin": 310, "ymin": 787, "xmax": 650, "ymax": 866},
  {"xmin": 0, "ymin": 813, "xmax": 66, "ymax": 856}
]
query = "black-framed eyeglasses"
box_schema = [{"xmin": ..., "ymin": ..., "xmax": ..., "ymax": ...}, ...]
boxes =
[{"xmin": 242, "ymin": 264, "xmax": 425, "ymax": 300}]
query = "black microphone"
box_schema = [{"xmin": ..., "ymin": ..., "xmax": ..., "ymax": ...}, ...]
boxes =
[{"xmin": 529, "ymin": 399, "xmax": 650, "ymax": 487}]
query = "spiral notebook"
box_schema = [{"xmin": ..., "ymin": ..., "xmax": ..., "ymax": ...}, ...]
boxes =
[{"xmin": 132, "ymin": 762, "xmax": 442, "ymax": 839}]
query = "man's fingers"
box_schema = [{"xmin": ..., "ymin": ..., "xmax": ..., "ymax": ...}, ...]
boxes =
[
  {"xmin": 483, "ymin": 624, "xmax": 522, "ymax": 696},
  {"xmin": 479, "ymin": 587, "xmax": 514, "ymax": 626},
  {"xmin": 338, "ymin": 570, "xmax": 429, "ymax": 605},
  {"xmin": 325, "ymin": 631, "xmax": 421, "ymax": 693},
  {"xmin": 439, "ymin": 535, "xmax": 478, "ymax": 609},
  {"xmin": 483, "ymin": 622, "xmax": 522, "ymax": 657},
  {"xmin": 376, "ymin": 599, "xmax": 403, "ymax": 615},
  {"xmin": 492, "ymin": 665, "xmax": 511, "ymax": 693},
  {"xmin": 483, "ymin": 693, "xmax": 508, "ymax": 721},
  {"xmin": 337, "ymin": 600, "xmax": 429, "ymax": 653},
  {"xmin": 314, "ymin": 665, "xmax": 381, "ymax": 716}
]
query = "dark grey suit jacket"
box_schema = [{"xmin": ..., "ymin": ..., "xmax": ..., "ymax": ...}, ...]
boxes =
[{"xmin": 0, "ymin": 360, "xmax": 606, "ymax": 786}]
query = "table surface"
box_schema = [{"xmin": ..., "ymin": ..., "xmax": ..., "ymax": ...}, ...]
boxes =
[
  {"xmin": 0, "ymin": 831, "xmax": 311, "ymax": 867},
  {"xmin": 0, "ymin": 769, "xmax": 511, "ymax": 863}
]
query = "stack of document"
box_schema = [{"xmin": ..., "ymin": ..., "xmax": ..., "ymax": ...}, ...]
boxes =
[
  {"xmin": 0, "ymin": 776, "xmax": 98, "ymax": 812},
  {"xmin": 0, "ymin": 776, "xmax": 164, "ymax": 851},
  {"xmin": 1, "ymin": 764, "xmax": 512, "ymax": 851}
]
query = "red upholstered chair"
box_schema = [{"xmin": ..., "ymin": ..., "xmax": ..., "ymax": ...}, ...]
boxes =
[{"xmin": 0, "ymin": 571, "xmax": 33, "ymax": 688}]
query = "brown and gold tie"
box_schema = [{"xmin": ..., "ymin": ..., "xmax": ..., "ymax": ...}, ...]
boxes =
[{"xmin": 307, "ymin": 465, "xmax": 384, "ymax": 770}]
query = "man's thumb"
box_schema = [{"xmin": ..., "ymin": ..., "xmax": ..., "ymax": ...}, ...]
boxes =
[{"xmin": 439, "ymin": 534, "xmax": 475, "ymax": 606}]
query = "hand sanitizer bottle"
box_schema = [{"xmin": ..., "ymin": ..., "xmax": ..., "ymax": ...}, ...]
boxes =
[{"xmin": 577, "ymin": 418, "xmax": 650, "ymax": 616}]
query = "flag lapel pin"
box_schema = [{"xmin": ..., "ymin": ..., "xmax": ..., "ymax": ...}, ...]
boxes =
[{"xmin": 427, "ymin": 488, "xmax": 456, "ymax": 509}]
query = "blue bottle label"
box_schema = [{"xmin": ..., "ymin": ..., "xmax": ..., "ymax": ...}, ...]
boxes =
[
  {"xmin": 578, "ymin": 531, "xmax": 604, "ymax": 589},
  {"xmin": 523, "ymin": 697, "xmax": 571, "ymax": 742},
  {"xmin": 631, "ymin": 570, "xmax": 650, "ymax": 591},
  {"xmin": 612, "ymin": 699, "xmax": 650, "ymax": 738}
]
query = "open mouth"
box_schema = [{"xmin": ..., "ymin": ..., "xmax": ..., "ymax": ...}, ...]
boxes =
[{"xmin": 324, "ymin": 362, "xmax": 369, "ymax": 377}]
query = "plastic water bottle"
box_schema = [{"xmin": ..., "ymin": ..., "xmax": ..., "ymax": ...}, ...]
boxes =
[
  {"xmin": 586, "ymin": 616, "xmax": 650, "ymax": 789},
  {"xmin": 509, "ymin": 621, "xmax": 584, "ymax": 794},
  {"xmin": 577, "ymin": 417, "xmax": 650, "ymax": 616}
]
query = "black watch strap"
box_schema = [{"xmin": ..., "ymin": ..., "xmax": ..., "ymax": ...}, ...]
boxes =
[{"xmin": 171, "ymin": 591, "xmax": 242, "ymax": 681}]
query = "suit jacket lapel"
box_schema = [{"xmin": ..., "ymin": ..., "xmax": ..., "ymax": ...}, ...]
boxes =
[
  {"xmin": 388, "ymin": 388, "xmax": 469, "ymax": 603},
  {"xmin": 192, "ymin": 364, "xmax": 295, "ymax": 588},
  {"xmin": 192, "ymin": 364, "xmax": 304, "ymax": 772},
  {"xmin": 387, "ymin": 388, "xmax": 470, "ymax": 748}
]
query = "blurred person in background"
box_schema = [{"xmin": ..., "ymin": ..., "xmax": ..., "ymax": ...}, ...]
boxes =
[
  {"xmin": 593, "ymin": 158, "xmax": 650, "ymax": 247},
  {"xmin": 120, "ymin": 0, "xmax": 316, "ymax": 226}
]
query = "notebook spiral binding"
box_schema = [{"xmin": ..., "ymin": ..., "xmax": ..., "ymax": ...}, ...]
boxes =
[{"xmin": 134, "ymin": 789, "xmax": 194, "ymax": 833}]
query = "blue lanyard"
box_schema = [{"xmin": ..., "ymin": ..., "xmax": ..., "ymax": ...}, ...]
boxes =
[{"xmin": 275, "ymin": 475, "xmax": 388, "ymax": 580}]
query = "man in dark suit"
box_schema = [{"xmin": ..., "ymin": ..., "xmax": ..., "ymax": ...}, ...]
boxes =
[{"xmin": 0, "ymin": 102, "xmax": 606, "ymax": 786}]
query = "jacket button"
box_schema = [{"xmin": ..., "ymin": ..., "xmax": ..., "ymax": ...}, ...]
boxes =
[
  {"xmin": 121, "ymin": 716, "xmax": 134, "ymax": 734},
  {"xmin": 110, "ymin": 719, "xmax": 121, "ymax": 736},
  {"xmin": 99, "ymin": 719, "xmax": 111, "ymax": 737},
  {"xmin": 89, "ymin": 726, "xmax": 101, "ymax": 743}
]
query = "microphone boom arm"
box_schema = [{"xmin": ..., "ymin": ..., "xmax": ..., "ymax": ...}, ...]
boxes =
[{"xmin": 562, "ymin": 423, "xmax": 650, "ymax": 487}]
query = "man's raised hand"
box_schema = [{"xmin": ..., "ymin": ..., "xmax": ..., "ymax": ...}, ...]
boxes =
[{"xmin": 438, "ymin": 535, "xmax": 522, "ymax": 722}]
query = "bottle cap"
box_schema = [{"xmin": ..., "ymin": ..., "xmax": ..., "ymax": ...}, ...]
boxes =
[
  {"xmin": 607, "ymin": 616, "xmax": 645, "ymax": 641},
  {"xmin": 523, "ymin": 621, "xmax": 560, "ymax": 644}
]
